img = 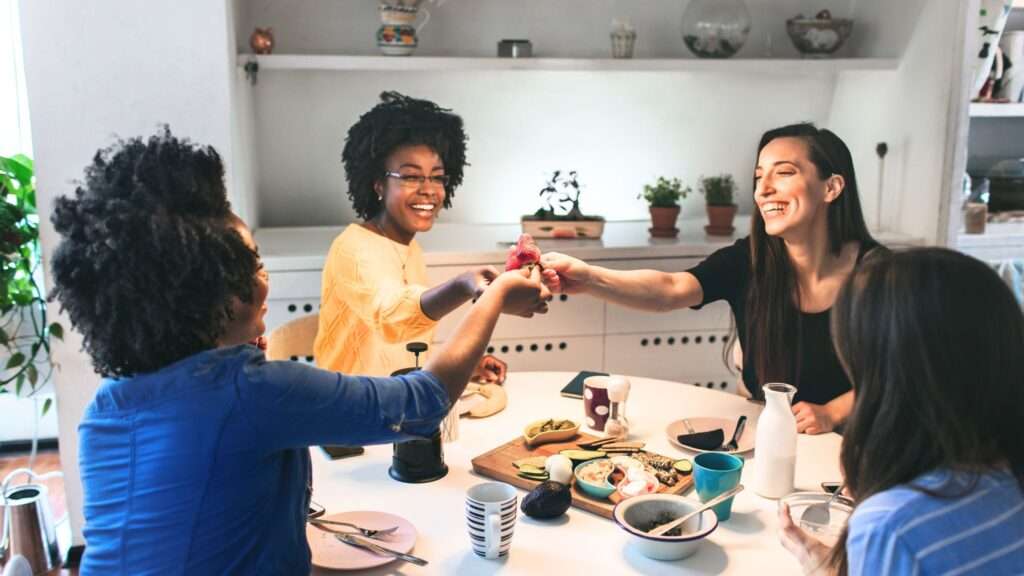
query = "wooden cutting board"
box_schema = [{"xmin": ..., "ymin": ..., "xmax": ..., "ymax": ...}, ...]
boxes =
[{"xmin": 471, "ymin": 432, "xmax": 694, "ymax": 520}]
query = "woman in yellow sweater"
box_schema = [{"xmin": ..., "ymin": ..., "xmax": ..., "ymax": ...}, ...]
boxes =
[{"xmin": 315, "ymin": 92, "xmax": 538, "ymax": 378}]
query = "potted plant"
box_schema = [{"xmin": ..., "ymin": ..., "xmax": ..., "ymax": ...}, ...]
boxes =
[
  {"xmin": 700, "ymin": 174, "xmax": 738, "ymax": 236},
  {"xmin": 521, "ymin": 170, "xmax": 605, "ymax": 238},
  {"xmin": 1, "ymin": 154, "xmax": 63, "ymax": 414},
  {"xmin": 640, "ymin": 176, "xmax": 690, "ymax": 238}
]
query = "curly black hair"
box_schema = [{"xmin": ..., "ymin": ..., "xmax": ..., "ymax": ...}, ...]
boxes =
[
  {"xmin": 49, "ymin": 127, "xmax": 259, "ymax": 377},
  {"xmin": 342, "ymin": 91, "xmax": 468, "ymax": 220}
]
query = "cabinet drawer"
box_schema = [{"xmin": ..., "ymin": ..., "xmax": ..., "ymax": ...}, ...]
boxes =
[
  {"xmin": 266, "ymin": 298, "xmax": 320, "ymax": 332},
  {"xmin": 267, "ymin": 270, "xmax": 322, "ymax": 300},
  {"xmin": 470, "ymin": 335, "xmax": 603, "ymax": 374},
  {"xmin": 428, "ymin": 266, "xmax": 604, "ymax": 340},
  {"xmin": 599, "ymin": 258, "xmax": 731, "ymax": 333},
  {"xmin": 603, "ymin": 332, "xmax": 737, "ymax": 393}
]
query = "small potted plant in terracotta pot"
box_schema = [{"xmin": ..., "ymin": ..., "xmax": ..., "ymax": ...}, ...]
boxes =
[
  {"xmin": 640, "ymin": 177, "xmax": 690, "ymax": 238},
  {"xmin": 700, "ymin": 174, "xmax": 737, "ymax": 236}
]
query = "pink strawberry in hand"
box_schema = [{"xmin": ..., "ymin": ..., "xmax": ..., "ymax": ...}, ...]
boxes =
[{"xmin": 505, "ymin": 233, "xmax": 542, "ymax": 271}]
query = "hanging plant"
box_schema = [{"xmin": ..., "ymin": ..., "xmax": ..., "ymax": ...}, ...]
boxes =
[{"xmin": 1, "ymin": 154, "xmax": 63, "ymax": 414}]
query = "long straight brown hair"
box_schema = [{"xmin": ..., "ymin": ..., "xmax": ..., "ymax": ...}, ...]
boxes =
[
  {"xmin": 827, "ymin": 248, "xmax": 1024, "ymax": 573},
  {"xmin": 746, "ymin": 124, "xmax": 874, "ymax": 395}
]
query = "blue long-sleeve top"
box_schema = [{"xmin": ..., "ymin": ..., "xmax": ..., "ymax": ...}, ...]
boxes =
[{"xmin": 78, "ymin": 345, "xmax": 450, "ymax": 575}]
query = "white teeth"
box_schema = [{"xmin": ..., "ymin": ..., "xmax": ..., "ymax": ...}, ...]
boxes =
[
  {"xmin": 763, "ymin": 202, "xmax": 787, "ymax": 214},
  {"xmin": 412, "ymin": 204, "xmax": 435, "ymax": 211}
]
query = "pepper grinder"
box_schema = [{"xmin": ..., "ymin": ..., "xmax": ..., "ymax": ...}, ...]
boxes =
[{"xmin": 604, "ymin": 376, "xmax": 631, "ymax": 439}]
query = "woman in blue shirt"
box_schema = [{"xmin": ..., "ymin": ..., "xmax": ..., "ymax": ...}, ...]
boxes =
[
  {"xmin": 778, "ymin": 248, "xmax": 1024, "ymax": 575},
  {"xmin": 48, "ymin": 128, "xmax": 551, "ymax": 575}
]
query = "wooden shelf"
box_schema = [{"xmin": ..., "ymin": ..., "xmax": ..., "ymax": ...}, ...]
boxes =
[
  {"xmin": 239, "ymin": 54, "xmax": 900, "ymax": 75},
  {"xmin": 970, "ymin": 102, "xmax": 1024, "ymax": 117}
]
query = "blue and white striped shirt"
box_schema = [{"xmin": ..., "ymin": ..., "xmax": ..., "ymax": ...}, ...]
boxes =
[{"xmin": 847, "ymin": 469, "xmax": 1024, "ymax": 576}]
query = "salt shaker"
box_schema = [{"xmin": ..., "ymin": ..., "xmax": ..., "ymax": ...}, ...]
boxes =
[{"xmin": 604, "ymin": 376, "xmax": 631, "ymax": 439}]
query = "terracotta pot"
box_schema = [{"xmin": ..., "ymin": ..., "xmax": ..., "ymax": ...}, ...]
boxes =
[
  {"xmin": 705, "ymin": 204, "xmax": 737, "ymax": 236},
  {"xmin": 649, "ymin": 205, "xmax": 680, "ymax": 237}
]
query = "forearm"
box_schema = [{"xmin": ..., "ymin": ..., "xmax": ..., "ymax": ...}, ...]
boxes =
[
  {"xmin": 588, "ymin": 267, "xmax": 703, "ymax": 312},
  {"xmin": 424, "ymin": 284, "xmax": 504, "ymax": 401},
  {"xmin": 420, "ymin": 277, "xmax": 472, "ymax": 321},
  {"xmin": 825, "ymin": 390, "xmax": 855, "ymax": 426}
]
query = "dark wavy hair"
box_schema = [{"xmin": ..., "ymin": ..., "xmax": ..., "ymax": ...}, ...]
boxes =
[
  {"xmin": 746, "ymin": 123, "xmax": 875, "ymax": 395},
  {"xmin": 827, "ymin": 248, "xmax": 1024, "ymax": 573},
  {"xmin": 49, "ymin": 128, "xmax": 259, "ymax": 377},
  {"xmin": 342, "ymin": 91, "xmax": 468, "ymax": 220}
]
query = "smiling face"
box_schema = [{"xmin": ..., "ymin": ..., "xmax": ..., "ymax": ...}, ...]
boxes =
[
  {"xmin": 220, "ymin": 217, "xmax": 269, "ymax": 346},
  {"xmin": 373, "ymin": 144, "xmax": 447, "ymax": 241},
  {"xmin": 754, "ymin": 137, "xmax": 844, "ymax": 240}
]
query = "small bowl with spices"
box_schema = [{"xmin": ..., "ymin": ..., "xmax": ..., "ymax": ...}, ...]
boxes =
[{"xmin": 612, "ymin": 494, "xmax": 718, "ymax": 561}]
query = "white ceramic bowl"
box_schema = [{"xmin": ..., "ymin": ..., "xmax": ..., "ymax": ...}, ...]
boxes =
[
  {"xmin": 781, "ymin": 491, "xmax": 854, "ymax": 547},
  {"xmin": 612, "ymin": 494, "xmax": 718, "ymax": 561}
]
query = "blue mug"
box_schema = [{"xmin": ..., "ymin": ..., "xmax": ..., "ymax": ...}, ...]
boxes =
[{"xmin": 693, "ymin": 452, "xmax": 744, "ymax": 521}]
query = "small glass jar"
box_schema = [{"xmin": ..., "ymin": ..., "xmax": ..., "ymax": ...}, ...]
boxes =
[{"xmin": 681, "ymin": 0, "xmax": 751, "ymax": 59}]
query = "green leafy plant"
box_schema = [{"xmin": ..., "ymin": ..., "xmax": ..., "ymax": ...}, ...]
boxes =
[
  {"xmin": 639, "ymin": 177, "xmax": 690, "ymax": 208},
  {"xmin": 1, "ymin": 154, "xmax": 62, "ymax": 413},
  {"xmin": 528, "ymin": 170, "xmax": 602, "ymax": 221},
  {"xmin": 699, "ymin": 174, "xmax": 737, "ymax": 206}
]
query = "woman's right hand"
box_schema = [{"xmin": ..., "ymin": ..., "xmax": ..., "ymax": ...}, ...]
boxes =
[
  {"xmin": 493, "ymin": 266, "xmax": 552, "ymax": 318},
  {"xmin": 539, "ymin": 252, "xmax": 592, "ymax": 294}
]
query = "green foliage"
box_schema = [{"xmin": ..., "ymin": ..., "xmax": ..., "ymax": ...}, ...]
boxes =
[
  {"xmin": 640, "ymin": 176, "xmax": 690, "ymax": 208},
  {"xmin": 1, "ymin": 154, "xmax": 62, "ymax": 399},
  {"xmin": 699, "ymin": 174, "xmax": 737, "ymax": 206},
  {"xmin": 533, "ymin": 170, "xmax": 596, "ymax": 220}
]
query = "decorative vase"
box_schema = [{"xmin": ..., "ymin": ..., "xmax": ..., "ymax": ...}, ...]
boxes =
[
  {"xmin": 705, "ymin": 204, "xmax": 737, "ymax": 236},
  {"xmin": 681, "ymin": 0, "xmax": 751, "ymax": 59},
  {"xmin": 250, "ymin": 27, "xmax": 275, "ymax": 55},
  {"xmin": 378, "ymin": 2, "xmax": 431, "ymax": 56},
  {"xmin": 649, "ymin": 206, "xmax": 680, "ymax": 238},
  {"xmin": 752, "ymin": 383, "xmax": 797, "ymax": 499},
  {"xmin": 969, "ymin": 0, "xmax": 1014, "ymax": 97}
]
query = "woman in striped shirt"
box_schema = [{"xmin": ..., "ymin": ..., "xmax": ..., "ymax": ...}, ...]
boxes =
[{"xmin": 779, "ymin": 248, "xmax": 1024, "ymax": 575}]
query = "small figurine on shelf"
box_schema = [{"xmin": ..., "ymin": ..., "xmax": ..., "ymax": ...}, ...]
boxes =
[
  {"xmin": 250, "ymin": 27, "xmax": 275, "ymax": 55},
  {"xmin": 610, "ymin": 19, "xmax": 637, "ymax": 59}
]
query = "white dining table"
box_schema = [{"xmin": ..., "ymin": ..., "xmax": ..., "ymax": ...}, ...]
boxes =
[{"xmin": 310, "ymin": 371, "xmax": 842, "ymax": 575}]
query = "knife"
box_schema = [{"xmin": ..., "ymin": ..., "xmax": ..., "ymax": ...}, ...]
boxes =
[{"xmin": 335, "ymin": 532, "xmax": 429, "ymax": 567}]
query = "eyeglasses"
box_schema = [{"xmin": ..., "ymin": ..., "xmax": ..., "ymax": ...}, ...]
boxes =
[{"xmin": 384, "ymin": 172, "xmax": 450, "ymax": 190}]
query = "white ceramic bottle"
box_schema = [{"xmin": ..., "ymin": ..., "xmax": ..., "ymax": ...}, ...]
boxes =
[{"xmin": 753, "ymin": 383, "xmax": 798, "ymax": 499}]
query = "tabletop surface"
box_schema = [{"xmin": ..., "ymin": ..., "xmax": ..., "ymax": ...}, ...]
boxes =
[{"xmin": 309, "ymin": 371, "xmax": 842, "ymax": 575}]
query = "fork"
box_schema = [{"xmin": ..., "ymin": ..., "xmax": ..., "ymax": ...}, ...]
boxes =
[{"xmin": 309, "ymin": 518, "xmax": 400, "ymax": 538}]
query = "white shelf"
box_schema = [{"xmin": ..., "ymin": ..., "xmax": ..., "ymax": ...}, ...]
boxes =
[
  {"xmin": 970, "ymin": 102, "xmax": 1024, "ymax": 117},
  {"xmin": 240, "ymin": 54, "xmax": 900, "ymax": 75}
]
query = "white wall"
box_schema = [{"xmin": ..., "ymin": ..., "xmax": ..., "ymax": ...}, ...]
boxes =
[
  {"xmin": 252, "ymin": 69, "xmax": 835, "ymax": 227},
  {"xmin": 19, "ymin": 0, "xmax": 236, "ymax": 546},
  {"xmin": 827, "ymin": 0, "xmax": 962, "ymax": 244}
]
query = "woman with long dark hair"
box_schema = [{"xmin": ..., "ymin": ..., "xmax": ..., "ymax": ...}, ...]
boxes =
[
  {"xmin": 542, "ymin": 123, "xmax": 879, "ymax": 433},
  {"xmin": 779, "ymin": 248, "xmax": 1024, "ymax": 574}
]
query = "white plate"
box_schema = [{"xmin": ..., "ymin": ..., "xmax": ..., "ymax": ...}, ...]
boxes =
[
  {"xmin": 665, "ymin": 417, "xmax": 755, "ymax": 454},
  {"xmin": 307, "ymin": 511, "xmax": 418, "ymax": 571}
]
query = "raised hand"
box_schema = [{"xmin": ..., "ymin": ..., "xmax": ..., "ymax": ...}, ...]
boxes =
[
  {"xmin": 492, "ymin": 266, "xmax": 552, "ymax": 318},
  {"xmin": 460, "ymin": 265, "xmax": 499, "ymax": 300},
  {"xmin": 539, "ymin": 252, "xmax": 591, "ymax": 294}
]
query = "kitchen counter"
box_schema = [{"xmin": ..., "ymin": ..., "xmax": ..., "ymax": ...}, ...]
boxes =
[
  {"xmin": 255, "ymin": 217, "xmax": 923, "ymax": 271},
  {"xmin": 957, "ymin": 221, "xmax": 1024, "ymax": 261}
]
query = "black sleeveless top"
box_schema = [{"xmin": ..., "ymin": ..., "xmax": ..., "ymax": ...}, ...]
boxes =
[{"xmin": 688, "ymin": 237, "xmax": 882, "ymax": 405}]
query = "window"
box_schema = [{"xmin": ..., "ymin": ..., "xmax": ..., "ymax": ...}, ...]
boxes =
[{"xmin": 0, "ymin": 0, "xmax": 32, "ymax": 156}]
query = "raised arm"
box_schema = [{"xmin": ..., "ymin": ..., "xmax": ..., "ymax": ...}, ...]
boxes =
[
  {"xmin": 540, "ymin": 252, "xmax": 704, "ymax": 312},
  {"xmin": 425, "ymin": 266, "xmax": 550, "ymax": 399},
  {"xmin": 420, "ymin": 265, "xmax": 497, "ymax": 320}
]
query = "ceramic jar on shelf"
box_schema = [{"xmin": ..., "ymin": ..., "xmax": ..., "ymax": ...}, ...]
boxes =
[{"xmin": 377, "ymin": 1, "xmax": 431, "ymax": 56}]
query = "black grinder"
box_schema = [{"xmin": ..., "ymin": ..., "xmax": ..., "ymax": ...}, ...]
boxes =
[{"xmin": 388, "ymin": 342, "xmax": 449, "ymax": 483}]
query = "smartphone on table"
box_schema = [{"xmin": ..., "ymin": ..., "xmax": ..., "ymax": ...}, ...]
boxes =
[{"xmin": 560, "ymin": 371, "xmax": 608, "ymax": 399}]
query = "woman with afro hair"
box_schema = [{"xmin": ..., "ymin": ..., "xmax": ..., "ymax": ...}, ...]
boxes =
[
  {"xmin": 314, "ymin": 92, "xmax": 523, "ymax": 381},
  {"xmin": 50, "ymin": 128, "xmax": 550, "ymax": 574}
]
